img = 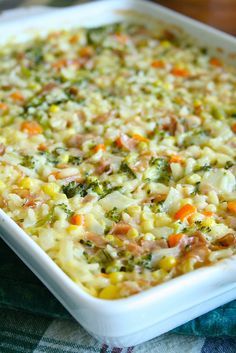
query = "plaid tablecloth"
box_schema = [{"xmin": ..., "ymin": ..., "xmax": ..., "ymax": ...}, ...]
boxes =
[{"xmin": 0, "ymin": 1, "xmax": 235, "ymax": 352}]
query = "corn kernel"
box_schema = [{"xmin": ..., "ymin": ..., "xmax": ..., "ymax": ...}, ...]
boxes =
[
  {"xmin": 42, "ymin": 182, "xmax": 60, "ymax": 197},
  {"xmin": 67, "ymin": 225, "xmax": 80, "ymax": 233},
  {"xmin": 99, "ymin": 285, "xmax": 118, "ymax": 300},
  {"xmin": 59, "ymin": 154, "xmax": 69, "ymax": 164},
  {"xmin": 106, "ymin": 234, "xmax": 115, "ymax": 242},
  {"xmin": 109, "ymin": 272, "xmax": 124, "ymax": 284},
  {"xmin": 19, "ymin": 177, "xmax": 32, "ymax": 189},
  {"xmin": 49, "ymin": 105, "xmax": 59, "ymax": 113},
  {"xmin": 0, "ymin": 180, "xmax": 5, "ymax": 191},
  {"xmin": 163, "ymin": 82, "xmax": 172, "ymax": 90},
  {"xmin": 181, "ymin": 198, "xmax": 193, "ymax": 206},
  {"xmin": 159, "ymin": 256, "xmax": 177, "ymax": 271},
  {"xmin": 186, "ymin": 174, "xmax": 201, "ymax": 184},
  {"xmin": 142, "ymin": 233, "xmax": 155, "ymax": 241},
  {"xmin": 138, "ymin": 141, "xmax": 148, "ymax": 151},
  {"xmin": 205, "ymin": 204, "xmax": 217, "ymax": 213},
  {"xmin": 193, "ymin": 99, "xmax": 202, "ymax": 107},
  {"xmin": 113, "ymin": 237, "xmax": 123, "ymax": 247},
  {"xmin": 141, "ymin": 219, "xmax": 154, "ymax": 233},
  {"xmin": 161, "ymin": 40, "xmax": 171, "ymax": 48},
  {"xmin": 181, "ymin": 258, "xmax": 196, "ymax": 273},
  {"xmin": 28, "ymin": 82, "xmax": 41, "ymax": 90},
  {"xmin": 152, "ymin": 269, "xmax": 167, "ymax": 281},
  {"xmin": 127, "ymin": 205, "xmax": 141, "ymax": 217},
  {"xmin": 154, "ymin": 214, "xmax": 172, "ymax": 227},
  {"xmin": 201, "ymin": 217, "xmax": 215, "ymax": 228},
  {"xmin": 127, "ymin": 228, "xmax": 139, "ymax": 239}
]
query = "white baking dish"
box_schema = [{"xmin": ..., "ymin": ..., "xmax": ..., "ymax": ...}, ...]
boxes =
[{"xmin": 0, "ymin": 0, "xmax": 236, "ymax": 347}]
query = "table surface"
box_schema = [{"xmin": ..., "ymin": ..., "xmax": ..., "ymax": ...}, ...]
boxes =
[{"xmin": 154, "ymin": 0, "xmax": 236, "ymax": 36}]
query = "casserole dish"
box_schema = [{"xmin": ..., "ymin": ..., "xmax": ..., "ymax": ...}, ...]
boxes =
[{"xmin": 0, "ymin": 0, "xmax": 236, "ymax": 347}]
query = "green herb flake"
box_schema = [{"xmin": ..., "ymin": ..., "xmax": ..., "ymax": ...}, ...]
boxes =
[
  {"xmin": 105, "ymin": 207, "xmax": 122, "ymax": 223},
  {"xmin": 225, "ymin": 161, "xmax": 234, "ymax": 170},
  {"xmin": 149, "ymin": 157, "xmax": 170, "ymax": 182},
  {"xmin": 62, "ymin": 181, "xmax": 88, "ymax": 199},
  {"xmin": 21, "ymin": 155, "xmax": 35, "ymax": 169},
  {"xmin": 119, "ymin": 161, "xmax": 136, "ymax": 179},
  {"xmin": 55, "ymin": 203, "xmax": 74, "ymax": 217},
  {"xmin": 68, "ymin": 155, "xmax": 82, "ymax": 165},
  {"xmin": 136, "ymin": 253, "xmax": 152, "ymax": 269},
  {"xmin": 191, "ymin": 181, "xmax": 201, "ymax": 195}
]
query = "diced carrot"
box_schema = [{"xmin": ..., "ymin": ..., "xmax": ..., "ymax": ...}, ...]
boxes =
[
  {"xmin": 52, "ymin": 59, "xmax": 67, "ymax": 69},
  {"xmin": 227, "ymin": 201, "xmax": 236, "ymax": 214},
  {"xmin": 171, "ymin": 67, "xmax": 190, "ymax": 77},
  {"xmin": 70, "ymin": 214, "xmax": 84, "ymax": 226},
  {"xmin": 10, "ymin": 91, "xmax": 25, "ymax": 102},
  {"xmin": 115, "ymin": 137, "xmax": 123, "ymax": 148},
  {"xmin": 50, "ymin": 171, "xmax": 60, "ymax": 179},
  {"xmin": 202, "ymin": 210, "xmax": 214, "ymax": 217},
  {"xmin": 0, "ymin": 102, "xmax": 8, "ymax": 111},
  {"xmin": 209, "ymin": 57, "xmax": 222, "ymax": 67},
  {"xmin": 168, "ymin": 233, "xmax": 185, "ymax": 247},
  {"xmin": 38, "ymin": 143, "xmax": 47, "ymax": 152},
  {"xmin": 79, "ymin": 46, "xmax": 93, "ymax": 57},
  {"xmin": 69, "ymin": 34, "xmax": 79, "ymax": 44},
  {"xmin": 231, "ymin": 123, "xmax": 236, "ymax": 133},
  {"xmin": 187, "ymin": 214, "xmax": 195, "ymax": 224},
  {"xmin": 21, "ymin": 121, "xmax": 43, "ymax": 136},
  {"xmin": 169, "ymin": 155, "xmax": 183, "ymax": 164},
  {"xmin": 93, "ymin": 144, "xmax": 106, "ymax": 153},
  {"xmin": 132, "ymin": 133, "xmax": 149, "ymax": 143},
  {"xmin": 115, "ymin": 33, "xmax": 128, "ymax": 44},
  {"xmin": 174, "ymin": 204, "xmax": 197, "ymax": 221},
  {"xmin": 151, "ymin": 60, "xmax": 165, "ymax": 68}
]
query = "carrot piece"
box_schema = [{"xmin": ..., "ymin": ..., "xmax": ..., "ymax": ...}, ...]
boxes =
[
  {"xmin": 10, "ymin": 91, "xmax": 25, "ymax": 102},
  {"xmin": 93, "ymin": 144, "xmax": 106, "ymax": 153},
  {"xmin": 174, "ymin": 204, "xmax": 197, "ymax": 221},
  {"xmin": 169, "ymin": 155, "xmax": 183, "ymax": 164},
  {"xmin": 0, "ymin": 102, "xmax": 8, "ymax": 111},
  {"xmin": 115, "ymin": 137, "xmax": 123, "ymax": 148},
  {"xmin": 202, "ymin": 210, "xmax": 214, "ymax": 217},
  {"xmin": 69, "ymin": 34, "xmax": 79, "ymax": 44},
  {"xmin": 50, "ymin": 171, "xmax": 60, "ymax": 179},
  {"xmin": 231, "ymin": 123, "xmax": 236, "ymax": 133},
  {"xmin": 151, "ymin": 60, "xmax": 165, "ymax": 68},
  {"xmin": 21, "ymin": 121, "xmax": 43, "ymax": 136},
  {"xmin": 52, "ymin": 59, "xmax": 67, "ymax": 69},
  {"xmin": 171, "ymin": 67, "xmax": 190, "ymax": 77},
  {"xmin": 168, "ymin": 233, "xmax": 185, "ymax": 247},
  {"xmin": 79, "ymin": 46, "xmax": 93, "ymax": 57},
  {"xmin": 187, "ymin": 214, "xmax": 195, "ymax": 224},
  {"xmin": 70, "ymin": 214, "xmax": 84, "ymax": 226},
  {"xmin": 38, "ymin": 143, "xmax": 47, "ymax": 152},
  {"xmin": 227, "ymin": 201, "xmax": 236, "ymax": 214},
  {"xmin": 115, "ymin": 33, "xmax": 128, "ymax": 44},
  {"xmin": 209, "ymin": 57, "xmax": 222, "ymax": 67},
  {"xmin": 132, "ymin": 133, "xmax": 149, "ymax": 143}
]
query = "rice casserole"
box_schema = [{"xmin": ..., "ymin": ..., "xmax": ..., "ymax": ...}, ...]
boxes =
[{"xmin": 0, "ymin": 23, "xmax": 235, "ymax": 299}]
